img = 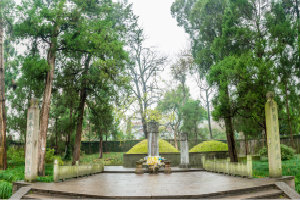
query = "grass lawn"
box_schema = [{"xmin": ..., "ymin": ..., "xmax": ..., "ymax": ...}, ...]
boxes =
[
  {"xmin": 0, "ymin": 151, "xmax": 124, "ymax": 198},
  {"xmin": 253, "ymin": 155, "xmax": 300, "ymax": 193}
]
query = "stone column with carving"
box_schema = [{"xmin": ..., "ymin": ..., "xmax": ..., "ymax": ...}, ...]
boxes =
[
  {"xmin": 25, "ymin": 99, "xmax": 40, "ymax": 182},
  {"xmin": 147, "ymin": 121, "xmax": 159, "ymax": 157},
  {"xmin": 265, "ymin": 92, "xmax": 282, "ymax": 178},
  {"xmin": 179, "ymin": 132, "xmax": 190, "ymax": 168}
]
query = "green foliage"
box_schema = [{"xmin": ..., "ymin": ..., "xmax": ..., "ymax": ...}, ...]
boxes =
[
  {"xmin": 181, "ymin": 100, "xmax": 207, "ymax": 135},
  {"xmin": 0, "ymin": 166, "xmax": 24, "ymax": 183},
  {"xmin": 259, "ymin": 144, "xmax": 295, "ymax": 161},
  {"xmin": 7, "ymin": 148, "xmax": 24, "ymax": 166},
  {"xmin": 45, "ymin": 148, "xmax": 64, "ymax": 165},
  {"xmin": 190, "ymin": 140, "xmax": 228, "ymax": 152},
  {"xmin": 253, "ymin": 156, "xmax": 300, "ymax": 194},
  {"xmin": 127, "ymin": 139, "xmax": 179, "ymax": 154},
  {"xmin": 45, "ymin": 148, "xmax": 55, "ymax": 163},
  {"xmin": 78, "ymin": 152, "xmax": 123, "ymax": 166},
  {"xmin": 0, "ymin": 181, "xmax": 12, "ymax": 199}
]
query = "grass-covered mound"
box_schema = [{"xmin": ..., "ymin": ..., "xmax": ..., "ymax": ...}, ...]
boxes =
[
  {"xmin": 127, "ymin": 139, "xmax": 179, "ymax": 154},
  {"xmin": 190, "ymin": 140, "xmax": 228, "ymax": 152}
]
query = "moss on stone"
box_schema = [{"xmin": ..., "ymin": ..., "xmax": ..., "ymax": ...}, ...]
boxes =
[
  {"xmin": 190, "ymin": 140, "xmax": 228, "ymax": 152},
  {"xmin": 126, "ymin": 139, "xmax": 179, "ymax": 154}
]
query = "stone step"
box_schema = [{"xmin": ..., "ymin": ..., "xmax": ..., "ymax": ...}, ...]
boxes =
[
  {"xmin": 223, "ymin": 188, "xmax": 285, "ymax": 199},
  {"xmin": 19, "ymin": 184, "xmax": 289, "ymax": 199},
  {"xmin": 22, "ymin": 193, "xmax": 82, "ymax": 199}
]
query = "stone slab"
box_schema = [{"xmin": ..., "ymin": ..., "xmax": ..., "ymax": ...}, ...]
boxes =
[{"xmin": 20, "ymin": 172, "xmax": 297, "ymax": 197}]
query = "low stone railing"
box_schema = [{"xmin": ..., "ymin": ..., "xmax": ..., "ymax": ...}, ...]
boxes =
[
  {"xmin": 53, "ymin": 160, "xmax": 104, "ymax": 182},
  {"xmin": 202, "ymin": 155, "xmax": 252, "ymax": 178}
]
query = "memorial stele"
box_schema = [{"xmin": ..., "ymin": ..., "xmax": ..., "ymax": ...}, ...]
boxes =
[
  {"xmin": 25, "ymin": 99, "xmax": 40, "ymax": 182},
  {"xmin": 265, "ymin": 91, "xmax": 282, "ymax": 178}
]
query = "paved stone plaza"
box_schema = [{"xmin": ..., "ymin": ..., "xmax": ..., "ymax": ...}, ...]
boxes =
[{"xmin": 28, "ymin": 170, "xmax": 285, "ymax": 197}]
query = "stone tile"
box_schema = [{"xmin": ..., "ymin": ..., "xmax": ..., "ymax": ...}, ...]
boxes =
[{"xmin": 29, "ymin": 171, "xmax": 284, "ymax": 197}]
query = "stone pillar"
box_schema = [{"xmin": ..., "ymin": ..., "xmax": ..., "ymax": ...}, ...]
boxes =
[
  {"xmin": 147, "ymin": 121, "xmax": 159, "ymax": 157},
  {"xmin": 265, "ymin": 92, "xmax": 282, "ymax": 178},
  {"xmin": 25, "ymin": 99, "xmax": 40, "ymax": 182},
  {"xmin": 179, "ymin": 132, "xmax": 190, "ymax": 168}
]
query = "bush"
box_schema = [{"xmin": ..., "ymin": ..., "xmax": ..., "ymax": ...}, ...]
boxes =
[
  {"xmin": 190, "ymin": 140, "xmax": 228, "ymax": 152},
  {"xmin": 45, "ymin": 148, "xmax": 64, "ymax": 165},
  {"xmin": 259, "ymin": 144, "xmax": 295, "ymax": 161},
  {"xmin": 7, "ymin": 148, "xmax": 24, "ymax": 166},
  {"xmin": 127, "ymin": 139, "xmax": 179, "ymax": 154},
  {"xmin": 45, "ymin": 148, "xmax": 55, "ymax": 163},
  {"xmin": 0, "ymin": 181, "xmax": 12, "ymax": 199}
]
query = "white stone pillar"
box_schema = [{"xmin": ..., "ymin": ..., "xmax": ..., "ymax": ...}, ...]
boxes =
[
  {"xmin": 147, "ymin": 121, "xmax": 159, "ymax": 156},
  {"xmin": 25, "ymin": 99, "xmax": 40, "ymax": 182},
  {"xmin": 265, "ymin": 92, "xmax": 282, "ymax": 178},
  {"xmin": 179, "ymin": 132, "xmax": 190, "ymax": 168}
]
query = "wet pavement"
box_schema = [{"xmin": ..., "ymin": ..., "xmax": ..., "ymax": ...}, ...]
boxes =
[
  {"xmin": 103, "ymin": 166, "xmax": 204, "ymax": 173},
  {"xmin": 29, "ymin": 171, "xmax": 282, "ymax": 197}
]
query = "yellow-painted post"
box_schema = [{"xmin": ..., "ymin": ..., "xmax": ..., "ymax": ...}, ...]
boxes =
[
  {"xmin": 201, "ymin": 155, "xmax": 205, "ymax": 169},
  {"xmin": 53, "ymin": 160, "xmax": 59, "ymax": 182},
  {"xmin": 226, "ymin": 158, "xmax": 229, "ymax": 174},
  {"xmin": 247, "ymin": 155, "xmax": 252, "ymax": 178},
  {"xmin": 265, "ymin": 92, "xmax": 282, "ymax": 178},
  {"xmin": 213, "ymin": 156, "xmax": 216, "ymax": 172}
]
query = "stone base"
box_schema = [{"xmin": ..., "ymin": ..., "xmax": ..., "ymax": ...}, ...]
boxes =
[
  {"xmin": 164, "ymin": 167, "xmax": 172, "ymax": 174},
  {"xmin": 179, "ymin": 163, "xmax": 190, "ymax": 168},
  {"xmin": 135, "ymin": 168, "xmax": 144, "ymax": 174}
]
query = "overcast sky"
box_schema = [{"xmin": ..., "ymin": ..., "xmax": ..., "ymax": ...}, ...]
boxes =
[
  {"xmin": 127, "ymin": 0, "xmax": 200, "ymax": 100},
  {"xmin": 127, "ymin": 0, "xmax": 189, "ymax": 57}
]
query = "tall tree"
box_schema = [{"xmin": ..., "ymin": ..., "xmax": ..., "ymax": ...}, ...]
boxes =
[
  {"xmin": 65, "ymin": 0, "xmax": 133, "ymax": 165},
  {"xmin": 14, "ymin": 0, "xmax": 70, "ymax": 176},
  {"xmin": 181, "ymin": 99, "xmax": 207, "ymax": 142},
  {"xmin": 266, "ymin": 1, "xmax": 298, "ymax": 147},
  {"xmin": 128, "ymin": 30, "xmax": 167, "ymax": 138},
  {"xmin": 0, "ymin": 0, "xmax": 14, "ymax": 170},
  {"xmin": 158, "ymin": 86, "xmax": 189, "ymax": 149},
  {"xmin": 0, "ymin": 0, "xmax": 6, "ymax": 170},
  {"xmin": 171, "ymin": 0, "xmax": 239, "ymax": 162}
]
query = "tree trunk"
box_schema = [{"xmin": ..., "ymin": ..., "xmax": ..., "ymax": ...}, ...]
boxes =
[
  {"xmin": 0, "ymin": 15, "xmax": 7, "ymax": 170},
  {"xmin": 206, "ymin": 89, "xmax": 213, "ymax": 139},
  {"xmin": 174, "ymin": 128, "xmax": 178, "ymax": 150},
  {"xmin": 72, "ymin": 55, "xmax": 90, "ymax": 165},
  {"xmin": 55, "ymin": 117, "xmax": 58, "ymax": 155},
  {"xmin": 284, "ymin": 82, "xmax": 294, "ymax": 148},
  {"xmin": 141, "ymin": 114, "xmax": 148, "ymax": 139},
  {"xmin": 72, "ymin": 87, "xmax": 87, "ymax": 165},
  {"xmin": 224, "ymin": 86, "xmax": 238, "ymax": 162},
  {"xmin": 66, "ymin": 107, "xmax": 73, "ymax": 159},
  {"xmin": 224, "ymin": 116, "xmax": 238, "ymax": 162},
  {"xmin": 99, "ymin": 133, "xmax": 103, "ymax": 159},
  {"xmin": 38, "ymin": 27, "xmax": 59, "ymax": 176},
  {"xmin": 245, "ymin": 133, "xmax": 248, "ymax": 155}
]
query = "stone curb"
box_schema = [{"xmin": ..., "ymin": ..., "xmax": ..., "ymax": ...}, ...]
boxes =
[
  {"xmin": 9, "ymin": 187, "xmax": 31, "ymax": 200},
  {"xmin": 275, "ymin": 182, "xmax": 300, "ymax": 199}
]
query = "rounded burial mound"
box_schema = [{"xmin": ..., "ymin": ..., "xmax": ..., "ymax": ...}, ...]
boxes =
[
  {"xmin": 127, "ymin": 139, "xmax": 179, "ymax": 154},
  {"xmin": 190, "ymin": 140, "xmax": 228, "ymax": 152}
]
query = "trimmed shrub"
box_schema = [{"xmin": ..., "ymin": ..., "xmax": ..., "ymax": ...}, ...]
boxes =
[
  {"xmin": 259, "ymin": 144, "xmax": 295, "ymax": 161},
  {"xmin": 127, "ymin": 139, "xmax": 179, "ymax": 154},
  {"xmin": 190, "ymin": 140, "xmax": 228, "ymax": 152}
]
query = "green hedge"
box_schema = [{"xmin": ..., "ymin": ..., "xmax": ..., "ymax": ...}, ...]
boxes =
[
  {"xmin": 259, "ymin": 144, "xmax": 295, "ymax": 160},
  {"xmin": 127, "ymin": 139, "xmax": 179, "ymax": 154},
  {"xmin": 190, "ymin": 140, "xmax": 228, "ymax": 152}
]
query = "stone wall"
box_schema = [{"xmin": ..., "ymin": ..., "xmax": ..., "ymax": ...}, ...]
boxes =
[
  {"xmin": 123, "ymin": 151, "xmax": 228, "ymax": 168},
  {"xmin": 237, "ymin": 135, "xmax": 300, "ymax": 155},
  {"xmin": 10, "ymin": 135, "xmax": 300, "ymax": 155}
]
